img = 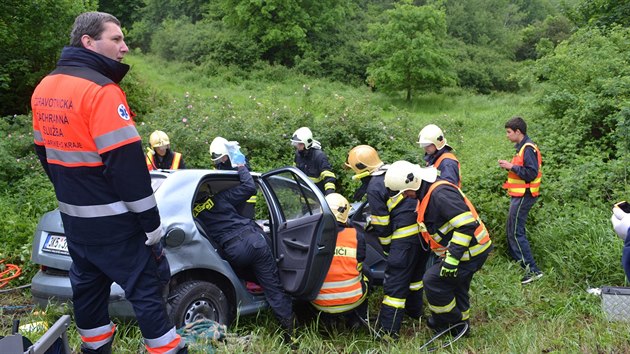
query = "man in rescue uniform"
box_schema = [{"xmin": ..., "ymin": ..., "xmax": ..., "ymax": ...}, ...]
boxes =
[
  {"xmin": 209, "ymin": 136, "xmax": 256, "ymax": 219},
  {"xmin": 146, "ymin": 130, "xmax": 186, "ymax": 170},
  {"xmin": 193, "ymin": 156, "xmax": 296, "ymax": 344},
  {"xmin": 418, "ymin": 124, "xmax": 461, "ymax": 187},
  {"xmin": 311, "ymin": 193, "xmax": 369, "ymax": 329},
  {"xmin": 345, "ymin": 145, "xmax": 428, "ymax": 339},
  {"xmin": 498, "ymin": 116, "xmax": 543, "ymax": 284},
  {"xmin": 384, "ymin": 160, "xmax": 492, "ymax": 336},
  {"xmin": 32, "ymin": 12, "xmax": 185, "ymax": 354},
  {"xmin": 291, "ymin": 127, "xmax": 337, "ymax": 195}
]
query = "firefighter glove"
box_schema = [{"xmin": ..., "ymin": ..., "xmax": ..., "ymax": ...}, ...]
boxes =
[
  {"xmin": 612, "ymin": 202, "xmax": 630, "ymax": 241},
  {"xmin": 145, "ymin": 223, "xmax": 164, "ymax": 245},
  {"xmin": 440, "ymin": 253, "xmax": 459, "ymax": 278}
]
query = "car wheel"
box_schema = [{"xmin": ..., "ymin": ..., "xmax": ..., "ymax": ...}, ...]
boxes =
[{"xmin": 168, "ymin": 280, "xmax": 232, "ymax": 327}]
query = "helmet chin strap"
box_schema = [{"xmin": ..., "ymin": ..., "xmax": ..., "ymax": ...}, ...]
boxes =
[{"xmin": 352, "ymin": 171, "xmax": 371, "ymax": 180}]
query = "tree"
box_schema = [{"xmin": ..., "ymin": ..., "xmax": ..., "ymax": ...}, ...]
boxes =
[
  {"xmin": 364, "ymin": 2, "xmax": 455, "ymax": 101},
  {"xmin": 0, "ymin": 0, "xmax": 94, "ymax": 116}
]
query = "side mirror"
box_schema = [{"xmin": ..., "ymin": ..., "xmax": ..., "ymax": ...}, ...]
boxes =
[{"xmin": 164, "ymin": 227, "xmax": 185, "ymax": 247}]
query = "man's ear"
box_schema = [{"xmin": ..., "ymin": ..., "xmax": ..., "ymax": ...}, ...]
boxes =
[{"xmin": 80, "ymin": 34, "xmax": 92, "ymax": 49}]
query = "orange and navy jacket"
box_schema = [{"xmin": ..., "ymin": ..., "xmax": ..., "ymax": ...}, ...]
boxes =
[
  {"xmin": 502, "ymin": 136, "xmax": 542, "ymax": 197},
  {"xmin": 424, "ymin": 147, "xmax": 461, "ymax": 188},
  {"xmin": 416, "ymin": 180, "xmax": 491, "ymax": 261},
  {"xmin": 365, "ymin": 173, "xmax": 419, "ymax": 250},
  {"xmin": 146, "ymin": 150, "xmax": 184, "ymax": 170},
  {"xmin": 32, "ymin": 46, "xmax": 160, "ymax": 245},
  {"xmin": 312, "ymin": 224, "xmax": 368, "ymax": 313}
]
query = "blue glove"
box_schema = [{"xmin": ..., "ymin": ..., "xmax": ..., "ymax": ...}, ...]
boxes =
[
  {"xmin": 440, "ymin": 253, "xmax": 459, "ymax": 278},
  {"xmin": 226, "ymin": 141, "xmax": 246, "ymax": 167}
]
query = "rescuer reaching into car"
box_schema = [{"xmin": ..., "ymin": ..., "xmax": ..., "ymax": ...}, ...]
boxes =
[
  {"xmin": 384, "ymin": 160, "xmax": 492, "ymax": 337},
  {"xmin": 345, "ymin": 145, "xmax": 429, "ymax": 339},
  {"xmin": 291, "ymin": 127, "xmax": 337, "ymax": 195},
  {"xmin": 193, "ymin": 146, "xmax": 297, "ymax": 345},
  {"xmin": 146, "ymin": 130, "xmax": 186, "ymax": 170},
  {"xmin": 31, "ymin": 11, "xmax": 185, "ymax": 354}
]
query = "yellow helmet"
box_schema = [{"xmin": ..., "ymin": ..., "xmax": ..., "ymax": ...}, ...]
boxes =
[
  {"xmin": 418, "ymin": 124, "xmax": 448, "ymax": 150},
  {"xmin": 325, "ymin": 193, "xmax": 350, "ymax": 224},
  {"xmin": 210, "ymin": 137, "xmax": 229, "ymax": 162},
  {"xmin": 384, "ymin": 160, "xmax": 437, "ymax": 197},
  {"xmin": 345, "ymin": 145, "xmax": 384, "ymax": 175},
  {"xmin": 291, "ymin": 127, "xmax": 314, "ymax": 149},
  {"xmin": 149, "ymin": 130, "xmax": 170, "ymax": 148}
]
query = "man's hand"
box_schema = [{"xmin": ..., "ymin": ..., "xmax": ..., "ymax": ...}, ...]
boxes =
[
  {"xmin": 440, "ymin": 253, "xmax": 459, "ymax": 278},
  {"xmin": 498, "ymin": 159, "xmax": 513, "ymax": 170},
  {"xmin": 145, "ymin": 223, "xmax": 164, "ymax": 245},
  {"xmin": 612, "ymin": 202, "xmax": 630, "ymax": 241}
]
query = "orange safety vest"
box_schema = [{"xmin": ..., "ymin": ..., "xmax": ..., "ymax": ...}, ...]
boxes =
[
  {"xmin": 146, "ymin": 152, "xmax": 182, "ymax": 170},
  {"xmin": 416, "ymin": 180, "xmax": 491, "ymax": 259},
  {"xmin": 312, "ymin": 227, "xmax": 366, "ymax": 313},
  {"xmin": 503, "ymin": 142, "xmax": 542, "ymax": 197},
  {"xmin": 434, "ymin": 152, "xmax": 462, "ymax": 188}
]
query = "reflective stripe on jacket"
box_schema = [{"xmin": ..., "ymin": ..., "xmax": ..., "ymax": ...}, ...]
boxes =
[
  {"xmin": 503, "ymin": 142, "xmax": 542, "ymax": 197},
  {"xmin": 416, "ymin": 180, "xmax": 491, "ymax": 260},
  {"xmin": 312, "ymin": 227, "xmax": 366, "ymax": 313}
]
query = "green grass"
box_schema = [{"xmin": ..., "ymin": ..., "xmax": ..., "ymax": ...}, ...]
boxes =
[{"xmin": 3, "ymin": 54, "xmax": 629, "ymax": 353}]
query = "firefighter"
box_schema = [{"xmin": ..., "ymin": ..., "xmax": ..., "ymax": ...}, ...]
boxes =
[
  {"xmin": 418, "ymin": 124, "xmax": 461, "ymax": 187},
  {"xmin": 384, "ymin": 160, "xmax": 492, "ymax": 337},
  {"xmin": 498, "ymin": 116, "xmax": 543, "ymax": 284},
  {"xmin": 32, "ymin": 12, "xmax": 185, "ymax": 353},
  {"xmin": 291, "ymin": 127, "xmax": 336, "ymax": 195},
  {"xmin": 209, "ymin": 137, "xmax": 256, "ymax": 219},
  {"xmin": 193, "ymin": 152, "xmax": 296, "ymax": 345},
  {"xmin": 310, "ymin": 193, "xmax": 369, "ymax": 329},
  {"xmin": 612, "ymin": 201, "xmax": 630, "ymax": 281},
  {"xmin": 345, "ymin": 145, "xmax": 428, "ymax": 339},
  {"xmin": 146, "ymin": 130, "xmax": 186, "ymax": 170}
]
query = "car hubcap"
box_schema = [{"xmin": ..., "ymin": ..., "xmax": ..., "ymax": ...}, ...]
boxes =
[{"xmin": 184, "ymin": 299, "xmax": 217, "ymax": 324}]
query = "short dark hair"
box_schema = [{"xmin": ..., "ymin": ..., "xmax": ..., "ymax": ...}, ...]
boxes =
[
  {"xmin": 505, "ymin": 116, "xmax": 527, "ymax": 135},
  {"xmin": 69, "ymin": 12, "xmax": 121, "ymax": 47}
]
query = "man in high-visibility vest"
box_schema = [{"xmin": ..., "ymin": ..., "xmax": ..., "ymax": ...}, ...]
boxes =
[
  {"xmin": 310, "ymin": 193, "xmax": 369, "ymax": 330},
  {"xmin": 146, "ymin": 130, "xmax": 186, "ymax": 170},
  {"xmin": 418, "ymin": 124, "xmax": 461, "ymax": 188},
  {"xmin": 498, "ymin": 116, "xmax": 543, "ymax": 284},
  {"xmin": 384, "ymin": 160, "xmax": 492, "ymax": 337}
]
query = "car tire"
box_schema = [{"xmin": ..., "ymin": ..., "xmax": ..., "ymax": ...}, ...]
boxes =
[{"xmin": 168, "ymin": 280, "xmax": 232, "ymax": 327}]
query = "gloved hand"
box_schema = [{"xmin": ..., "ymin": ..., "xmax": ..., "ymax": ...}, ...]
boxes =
[
  {"xmin": 146, "ymin": 147, "xmax": 154, "ymax": 156},
  {"xmin": 440, "ymin": 253, "xmax": 459, "ymax": 278},
  {"xmin": 612, "ymin": 202, "xmax": 630, "ymax": 241},
  {"xmin": 226, "ymin": 141, "xmax": 246, "ymax": 166},
  {"xmin": 145, "ymin": 223, "xmax": 164, "ymax": 245}
]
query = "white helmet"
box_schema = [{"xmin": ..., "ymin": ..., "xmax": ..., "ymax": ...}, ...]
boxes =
[
  {"xmin": 325, "ymin": 193, "xmax": 350, "ymax": 224},
  {"xmin": 384, "ymin": 160, "xmax": 438, "ymax": 197},
  {"xmin": 210, "ymin": 137, "xmax": 229, "ymax": 162},
  {"xmin": 291, "ymin": 127, "xmax": 314, "ymax": 149},
  {"xmin": 418, "ymin": 124, "xmax": 448, "ymax": 150},
  {"xmin": 149, "ymin": 130, "xmax": 170, "ymax": 148}
]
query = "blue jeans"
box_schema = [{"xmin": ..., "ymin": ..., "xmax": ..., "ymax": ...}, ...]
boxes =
[{"xmin": 506, "ymin": 194, "xmax": 540, "ymax": 273}]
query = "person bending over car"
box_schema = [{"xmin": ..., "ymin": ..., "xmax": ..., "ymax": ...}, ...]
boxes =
[{"xmin": 193, "ymin": 154, "xmax": 296, "ymax": 344}]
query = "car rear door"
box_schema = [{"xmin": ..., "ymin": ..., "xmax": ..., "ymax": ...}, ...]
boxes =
[{"xmin": 259, "ymin": 167, "xmax": 337, "ymax": 299}]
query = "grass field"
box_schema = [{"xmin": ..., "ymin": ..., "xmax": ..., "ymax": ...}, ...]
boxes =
[{"xmin": 2, "ymin": 54, "xmax": 628, "ymax": 353}]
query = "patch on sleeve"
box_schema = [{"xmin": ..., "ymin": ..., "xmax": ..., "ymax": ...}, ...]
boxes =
[{"xmin": 117, "ymin": 104, "xmax": 130, "ymax": 120}]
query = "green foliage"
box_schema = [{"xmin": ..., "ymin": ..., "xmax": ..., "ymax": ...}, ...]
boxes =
[
  {"xmin": 570, "ymin": 0, "xmax": 630, "ymax": 28},
  {"xmin": 516, "ymin": 15, "xmax": 574, "ymax": 60},
  {"xmin": 364, "ymin": 3, "xmax": 456, "ymax": 101},
  {"xmin": 0, "ymin": 0, "xmax": 95, "ymax": 115}
]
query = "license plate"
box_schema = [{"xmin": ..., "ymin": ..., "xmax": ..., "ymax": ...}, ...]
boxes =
[{"xmin": 43, "ymin": 234, "xmax": 69, "ymax": 255}]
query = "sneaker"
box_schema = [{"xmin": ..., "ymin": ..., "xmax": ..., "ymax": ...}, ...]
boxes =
[
  {"xmin": 245, "ymin": 281, "xmax": 264, "ymax": 294},
  {"xmin": 521, "ymin": 271, "xmax": 543, "ymax": 284}
]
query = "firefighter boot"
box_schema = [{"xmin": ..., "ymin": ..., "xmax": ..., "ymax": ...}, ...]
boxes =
[{"xmin": 280, "ymin": 314, "xmax": 298, "ymax": 350}]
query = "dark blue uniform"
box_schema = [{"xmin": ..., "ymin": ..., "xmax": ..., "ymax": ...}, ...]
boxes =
[
  {"xmin": 294, "ymin": 148, "xmax": 336, "ymax": 195},
  {"xmin": 214, "ymin": 158, "xmax": 256, "ymax": 219},
  {"xmin": 194, "ymin": 167, "xmax": 292, "ymax": 321},
  {"xmin": 363, "ymin": 171, "xmax": 429, "ymax": 337},
  {"xmin": 424, "ymin": 147, "xmax": 460, "ymax": 186}
]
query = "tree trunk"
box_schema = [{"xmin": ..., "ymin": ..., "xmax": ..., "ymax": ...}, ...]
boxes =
[{"xmin": 406, "ymin": 88, "xmax": 412, "ymax": 101}]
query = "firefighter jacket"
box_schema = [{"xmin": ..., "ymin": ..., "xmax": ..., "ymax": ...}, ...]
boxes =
[
  {"xmin": 424, "ymin": 147, "xmax": 461, "ymax": 188},
  {"xmin": 503, "ymin": 136, "xmax": 542, "ymax": 197},
  {"xmin": 193, "ymin": 166, "xmax": 258, "ymax": 247},
  {"xmin": 366, "ymin": 173, "xmax": 419, "ymax": 248},
  {"xmin": 214, "ymin": 158, "xmax": 257, "ymax": 219},
  {"xmin": 32, "ymin": 46, "xmax": 160, "ymax": 245},
  {"xmin": 146, "ymin": 149, "xmax": 184, "ymax": 170},
  {"xmin": 312, "ymin": 224, "xmax": 368, "ymax": 313},
  {"xmin": 416, "ymin": 180, "xmax": 491, "ymax": 261},
  {"xmin": 294, "ymin": 147, "xmax": 336, "ymax": 194}
]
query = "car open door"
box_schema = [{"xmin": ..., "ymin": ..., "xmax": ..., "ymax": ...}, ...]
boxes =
[{"xmin": 259, "ymin": 167, "xmax": 337, "ymax": 299}]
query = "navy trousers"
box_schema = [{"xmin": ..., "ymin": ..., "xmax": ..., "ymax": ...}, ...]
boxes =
[{"xmin": 506, "ymin": 194, "xmax": 540, "ymax": 273}]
